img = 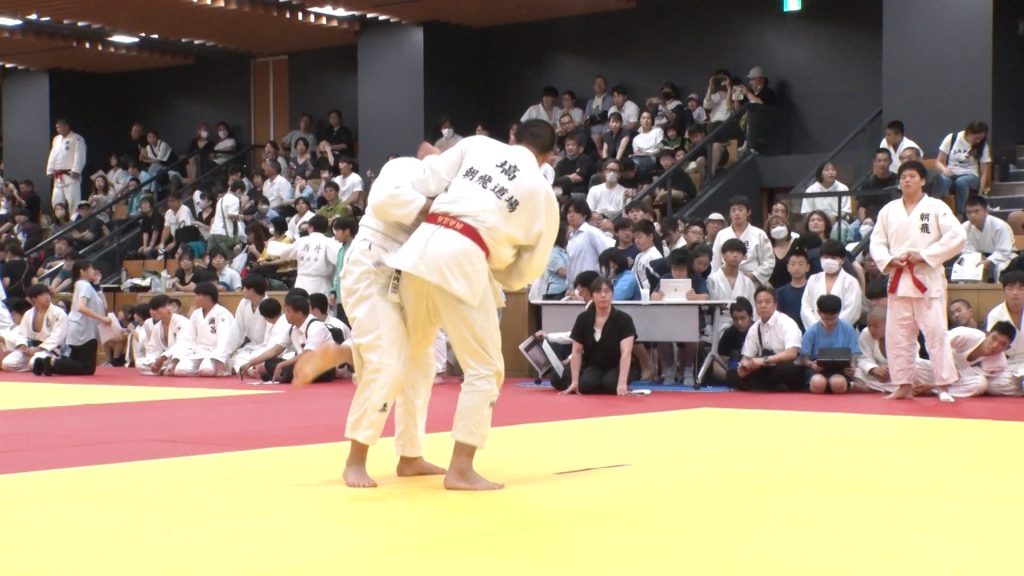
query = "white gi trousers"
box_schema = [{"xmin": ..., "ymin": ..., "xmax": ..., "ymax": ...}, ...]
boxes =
[
  {"xmin": 1, "ymin": 349, "xmax": 53, "ymax": 372},
  {"xmin": 52, "ymin": 173, "xmax": 81, "ymax": 210},
  {"xmin": 136, "ymin": 356, "xmax": 162, "ymax": 376},
  {"xmin": 172, "ymin": 357, "xmax": 230, "ymax": 377},
  {"xmin": 342, "ymin": 235, "xmax": 435, "ymax": 457},
  {"xmin": 948, "ymin": 365, "xmax": 995, "ymax": 397},
  {"xmin": 885, "ymin": 296, "xmax": 956, "ymax": 387},
  {"xmin": 987, "ymin": 363, "xmax": 1023, "ymax": 396},
  {"xmin": 400, "ymin": 272, "xmax": 503, "ymax": 449},
  {"xmin": 857, "ymin": 359, "xmax": 934, "ymax": 394}
]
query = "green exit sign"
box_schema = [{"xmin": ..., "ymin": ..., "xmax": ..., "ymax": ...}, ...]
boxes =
[{"xmin": 784, "ymin": 0, "xmax": 802, "ymax": 12}]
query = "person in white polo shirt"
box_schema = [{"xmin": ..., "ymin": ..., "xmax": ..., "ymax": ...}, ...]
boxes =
[{"xmin": 731, "ymin": 285, "xmax": 804, "ymax": 391}]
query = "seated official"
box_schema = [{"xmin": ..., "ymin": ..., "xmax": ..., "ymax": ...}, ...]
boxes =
[
  {"xmin": 561, "ymin": 277, "xmax": 639, "ymax": 395},
  {"xmin": 730, "ymin": 285, "xmax": 803, "ymax": 391},
  {"xmin": 798, "ymin": 295, "xmax": 860, "ymax": 394}
]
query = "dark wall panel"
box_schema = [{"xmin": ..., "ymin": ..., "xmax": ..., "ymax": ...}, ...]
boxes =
[
  {"xmin": 478, "ymin": 0, "xmax": 882, "ymax": 154},
  {"xmin": 289, "ymin": 46, "xmax": 359, "ymax": 141},
  {"xmin": 424, "ymin": 23, "xmax": 491, "ymax": 141},
  {"xmin": 883, "ymin": 0, "xmax": 993, "ymax": 156},
  {"xmin": 3, "ymin": 71, "xmax": 54, "ymax": 194},
  {"xmin": 993, "ymin": 0, "xmax": 1024, "ymax": 153},
  {"xmin": 357, "ymin": 22, "xmax": 425, "ymax": 174}
]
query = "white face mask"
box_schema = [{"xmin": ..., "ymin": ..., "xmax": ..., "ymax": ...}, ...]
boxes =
[
  {"xmin": 199, "ymin": 130, "xmax": 209, "ymax": 139},
  {"xmin": 218, "ymin": 130, "xmax": 229, "ymax": 139},
  {"xmin": 770, "ymin": 226, "xmax": 789, "ymax": 240},
  {"xmin": 859, "ymin": 224, "xmax": 873, "ymax": 237},
  {"xmin": 441, "ymin": 128, "xmax": 454, "ymax": 139},
  {"xmin": 605, "ymin": 171, "xmax": 619, "ymax": 184},
  {"xmin": 198, "ymin": 199, "xmax": 210, "ymax": 209},
  {"xmin": 821, "ymin": 259, "xmax": 842, "ymax": 274}
]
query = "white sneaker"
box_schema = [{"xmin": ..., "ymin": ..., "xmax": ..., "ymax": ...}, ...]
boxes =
[
  {"xmin": 682, "ymin": 367, "xmax": 696, "ymax": 387},
  {"xmin": 938, "ymin": 391, "xmax": 955, "ymax": 403}
]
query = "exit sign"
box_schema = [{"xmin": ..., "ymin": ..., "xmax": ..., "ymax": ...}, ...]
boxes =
[{"xmin": 784, "ymin": 0, "xmax": 802, "ymax": 12}]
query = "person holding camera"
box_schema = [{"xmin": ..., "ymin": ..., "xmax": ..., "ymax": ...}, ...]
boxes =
[
  {"xmin": 730, "ymin": 285, "xmax": 803, "ymax": 391},
  {"xmin": 704, "ymin": 69, "xmax": 737, "ymax": 131}
]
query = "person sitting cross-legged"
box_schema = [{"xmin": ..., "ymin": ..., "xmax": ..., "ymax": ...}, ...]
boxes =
[{"xmin": 1, "ymin": 284, "xmax": 68, "ymax": 373}]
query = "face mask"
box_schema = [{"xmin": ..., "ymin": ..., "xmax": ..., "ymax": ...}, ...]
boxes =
[
  {"xmin": 770, "ymin": 226, "xmax": 789, "ymax": 240},
  {"xmin": 218, "ymin": 130, "xmax": 229, "ymax": 139},
  {"xmin": 821, "ymin": 259, "xmax": 842, "ymax": 274},
  {"xmin": 605, "ymin": 171, "xmax": 619, "ymax": 184},
  {"xmin": 441, "ymin": 128, "xmax": 454, "ymax": 139},
  {"xmin": 199, "ymin": 130, "xmax": 209, "ymax": 139},
  {"xmin": 859, "ymin": 224, "xmax": 873, "ymax": 237}
]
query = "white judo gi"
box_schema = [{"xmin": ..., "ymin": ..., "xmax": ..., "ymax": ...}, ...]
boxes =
[
  {"xmin": 854, "ymin": 327, "xmax": 934, "ymax": 393},
  {"xmin": 387, "ymin": 136, "xmax": 560, "ymax": 449},
  {"xmin": 46, "ymin": 131, "xmax": 87, "ymax": 208},
  {"xmin": 1, "ymin": 305, "xmax": 68, "ymax": 372},
  {"xmin": 228, "ymin": 298, "xmax": 269, "ymax": 373},
  {"xmin": 984, "ymin": 304, "xmax": 1024, "ymax": 396},
  {"xmin": 172, "ymin": 304, "xmax": 234, "ymax": 376},
  {"xmin": 137, "ymin": 314, "xmax": 193, "ymax": 375},
  {"xmin": 947, "ymin": 326, "xmax": 1011, "ymax": 397},
  {"xmin": 707, "ymin": 268, "xmax": 756, "ymax": 333},
  {"xmin": 870, "ymin": 195, "xmax": 966, "ymax": 388},
  {"xmin": 279, "ymin": 232, "xmax": 337, "ymax": 296},
  {"xmin": 800, "ymin": 269, "xmax": 863, "ymax": 328},
  {"xmin": 962, "ymin": 216, "xmax": 1014, "ymax": 275},
  {"xmin": 342, "ymin": 157, "xmax": 444, "ymax": 457},
  {"xmin": 710, "ymin": 224, "xmax": 775, "ymax": 286}
]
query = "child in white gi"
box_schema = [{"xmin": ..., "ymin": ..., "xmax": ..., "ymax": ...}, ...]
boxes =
[{"xmin": 2, "ymin": 284, "xmax": 68, "ymax": 373}]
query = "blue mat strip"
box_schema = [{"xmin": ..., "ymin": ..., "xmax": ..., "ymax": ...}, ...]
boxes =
[{"xmin": 517, "ymin": 380, "xmax": 733, "ymax": 393}]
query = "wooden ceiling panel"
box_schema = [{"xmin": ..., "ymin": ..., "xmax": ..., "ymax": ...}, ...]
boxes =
[{"xmin": 336, "ymin": 0, "xmax": 636, "ymax": 27}]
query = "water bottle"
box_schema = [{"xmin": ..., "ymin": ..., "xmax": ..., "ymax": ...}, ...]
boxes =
[
  {"xmin": 160, "ymin": 270, "xmax": 170, "ymax": 293},
  {"xmin": 120, "ymin": 266, "xmax": 127, "ymax": 284}
]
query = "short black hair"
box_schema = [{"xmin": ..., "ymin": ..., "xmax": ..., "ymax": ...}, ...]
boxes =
[
  {"xmin": 821, "ymin": 239, "xmax": 846, "ymax": 259},
  {"xmin": 990, "ymin": 320, "xmax": 1018, "ymax": 342},
  {"xmin": 666, "ymin": 248, "xmax": 692, "ymax": 270},
  {"xmin": 965, "ymin": 196, "xmax": 988, "ymax": 210},
  {"xmin": 194, "ymin": 281, "xmax": 219, "ymax": 304},
  {"xmin": 754, "ymin": 285, "xmax": 777, "ymax": 302},
  {"xmin": 692, "ymin": 243, "xmax": 713, "ymax": 260},
  {"xmin": 632, "ymin": 219, "xmax": 656, "ymax": 236},
  {"xmin": 567, "ymin": 197, "xmax": 592, "ymax": 220},
  {"xmin": 308, "ymin": 215, "xmax": 329, "ymax": 234},
  {"xmin": 897, "ymin": 160, "xmax": 927, "ymax": 181},
  {"xmin": 259, "ymin": 298, "xmax": 282, "ymax": 319},
  {"xmin": 149, "ymin": 294, "xmax": 171, "ymax": 311},
  {"xmin": 26, "ymin": 284, "xmax": 51, "ymax": 299},
  {"xmin": 730, "ymin": 296, "xmax": 753, "ymax": 316},
  {"xmin": 721, "ymin": 238, "xmax": 747, "ymax": 256},
  {"xmin": 309, "ymin": 293, "xmax": 329, "ymax": 314},
  {"xmin": 541, "ymin": 86, "xmax": 559, "ymax": 98},
  {"xmin": 242, "ymin": 274, "xmax": 268, "ymax": 295},
  {"xmin": 598, "ymin": 247, "xmax": 630, "ymax": 274},
  {"xmin": 866, "ymin": 276, "xmax": 889, "ymax": 300},
  {"xmin": 886, "ymin": 120, "xmax": 905, "ymax": 134},
  {"xmin": 208, "ymin": 246, "xmax": 227, "ymax": 261},
  {"xmin": 8, "ymin": 298, "xmax": 31, "ymax": 316},
  {"xmin": 874, "ymin": 148, "xmax": 892, "ymax": 160},
  {"xmin": 612, "ymin": 217, "xmax": 632, "ymax": 232},
  {"xmin": 333, "ymin": 216, "xmax": 358, "ymax": 234},
  {"xmin": 659, "ymin": 217, "xmax": 679, "ymax": 234},
  {"xmin": 728, "ymin": 195, "xmax": 751, "ymax": 211},
  {"xmin": 285, "ymin": 294, "xmax": 310, "ymax": 316},
  {"xmin": 816, "ymin": 294, "xmax": 842, "ymax": 315},
  {"xmin": 134, "ymin": 304, "xmax": 151, "ymax": 321},
  {"xmin": 611, "ymin": 84, "xmax": 628, "ymax": 96},
  {"xmin": 514, "ymin": 120, "xmax": 557, "ymax": 156},
  {"xmin": 1000, "ymin": 270, "xmax": 1024, "ymax": 288},
  {"xmin": 574, "ymin": 270, "xmax": 600, "ymax": 290},
  {"xmin": 287, "ymin": 287, "xmax": 309, "ymax": 299}
]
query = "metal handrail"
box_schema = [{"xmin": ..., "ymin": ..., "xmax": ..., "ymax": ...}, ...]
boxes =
[
  {"xmin": 787, "ymin": 108, "xmax": 882, "ymax": 197},
  {"xmin": 27, "ymin": 144, "xmax": 205, "ymax": 260},
  {"xmin": 616, "ymin": 104, "xmax": 752, "ymax": 219}
]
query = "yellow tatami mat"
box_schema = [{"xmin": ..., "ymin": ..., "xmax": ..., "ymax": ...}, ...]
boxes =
[
  {"xmin": 2, "ymin": 408, "xmax": 1021, "ymax": 575},
  {"xmin": 0, "ymin": 381, "xmax": 274, "ymax": 411}
]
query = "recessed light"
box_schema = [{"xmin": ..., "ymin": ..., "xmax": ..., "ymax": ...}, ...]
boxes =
[
  {"xmin": 308, "ymin": 5, "xmax": 356, "ymax": 18},
  {"xmin": 108, "ymin": 34, "xmax": 140, "ymax": 44},
  {"xmin": 0, "ymin": 16, "xmax": 22, "ymax": 26}
]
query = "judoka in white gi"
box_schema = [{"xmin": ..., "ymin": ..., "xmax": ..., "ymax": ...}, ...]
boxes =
[
  {"xmin": 45, "ymin": 119, "xmax": 87, "ymax": 209},
  {"xmin": 855, "ymin": 307, "xmax": 934, "ymax": 394},
  {"xmin": 870, "ymin": 160, "xmax": 966, "ymax": 399},
  {"xmin": 239, "ymin": 294, "xmax": 333, "ymax": 384},
  {"xmin": 962, "ymin": 196, "xmax": 1014, "ymax": 279},
  {"xmin": 984, "ymin": 274, "xmax": 1024, "ymax": 396},
  {"xmin": 170, "ymin": 282, "xmax": 234, "ymax": 377},
  {"xmin": 945, "ymin": 323, "xmax": 1016, "ymax": 398},
  {"xmin": 228, "ymin": 275, "xmax": 270, "ymax": 374},
  {"xmin": 387, "ymin": 121, "xmax": 560, "ymax": 490},
  {"xmin": 1, "ymin": 285, "xmax": 68, "ymax": 373},
  {"xmin": 237, "ymin": 299, "xmax": 295, "ymax": 377},
  {"xmin": 137, "ymin": 295, "xmax": 194, "ymax": 376},
  {"xmin": 710, "ymin": 195, "xmax": 775, "ymax": 286},
  {"xmin": 707, "ymin": 238, "xmax": 757, "ymax": 334},
  {"xmin": 278, "ymin": 215, "xmax": 337, "ymax": 296},
  {"xmin": 801, "ymin": 240, "xmax": 863, "ymax": 328}
]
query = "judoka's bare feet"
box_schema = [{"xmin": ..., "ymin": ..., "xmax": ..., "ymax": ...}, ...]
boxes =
[
  {"xmin": 343, "ymin": 441, "xmax": 377, "ymax": 488},
  {"xmin": 293, "ymin": 342, "xmax": 353, "ymax": 387},
  {"xmin": 884, "ymin": 384, "xmax": 913, "ymax": 400},
  {"xmin": 444, "ymin": 442, "xmax": 503, "ymax": 491},
  {"xmin": 396, "ymin": 456, "xmax": 446, "ymax": 477}
]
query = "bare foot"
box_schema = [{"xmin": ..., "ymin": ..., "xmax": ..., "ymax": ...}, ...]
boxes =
[
  {"xmin": 343, "ymin": 464, "xmax": 378, "ymax": 488},
  {"xmin": 396, "ymin": 456, "xmax": 446, "ymax": 477},
  {"xmin": 444, "ymin": 468, "xmax": 504, "ymax": 491},
  {"xmin": 293, "ymin": 342, "xmax": 353, "ymax": 387},
  {"xmin": 884, "ymin": 384, "xmax": 913, "ymax": 400}
]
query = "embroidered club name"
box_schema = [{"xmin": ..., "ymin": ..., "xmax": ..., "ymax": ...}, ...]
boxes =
[{"xmin": 461, "ymin": 160, "xmax": 522, "ymax": 213}]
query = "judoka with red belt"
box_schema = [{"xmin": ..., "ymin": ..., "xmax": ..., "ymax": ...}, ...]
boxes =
[{"xmin": 869, "ymin": 160, "xmax": 966, "ymax": 400}]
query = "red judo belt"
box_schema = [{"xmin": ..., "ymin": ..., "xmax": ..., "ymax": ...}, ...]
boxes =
[
  {"xmin": 888, "ymin": 262, "xmax": 928, "ymax": 294},
  {"xmin": 425, "ymin": 213, "xmax": 490, "ymax": 258}
]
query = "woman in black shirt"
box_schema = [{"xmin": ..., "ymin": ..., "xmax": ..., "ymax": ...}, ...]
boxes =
[{"xmin": 562, "ymin": 277, "xmax": 639, "ymax": 395}]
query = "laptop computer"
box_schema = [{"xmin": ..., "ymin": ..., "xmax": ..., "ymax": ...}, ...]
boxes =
[{"xmin": 659, "ymin": 278, "xmax": 692, "ymax": 301}]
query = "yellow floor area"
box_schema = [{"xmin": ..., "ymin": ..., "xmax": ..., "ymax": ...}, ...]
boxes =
[
  {"xmin": 0, "ymin": 381, "xmax": 275, "ymax": 410},
  {"xmin": 2, "ymin": 408, "xmax": 1022, "ymax": 575}
]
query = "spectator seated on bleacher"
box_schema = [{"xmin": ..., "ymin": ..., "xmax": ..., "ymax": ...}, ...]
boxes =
[
  {"xmin": 600, "ymin": 112, "xmax": 631, "ymax": 161},
  {"xmin": 560, "ymin": 277, "xmax": 639, "ymax": 395},
  {"xmin": 170, "ymin": 248, "xmax": 215, "ymax": 292},
  {"xmin": 935, "ymin": 121, "xmax": 991, "ymax": 217},
  {"xmin": 801, "ymin": 240, "xmax": 862, "ymax": 328},
  {"xmin": 711, "ymin": 195, "xmax": 774, "ymax": 287},
  {"xmin": 553, "ymin": 133, "xmax": 594, "ymax": 200},
  {"xmin": 587, "ymin": 159, "xmax": 626, "ymax": 220},
  {"xmin": 135, "ymin": 194, "xmax": 164, "ymax": 260},
  {"xmin": 799, "ymin": 294, "xmax": 860, "ymax": 394},
  {"xmin": 730, "ymin": 285, "xmax": 803, "ymax": 392},
  {"xmin": 207, "ymin": 247, "xmax": 242, "ymax": 292},
  {"xmin": 775, "ymin": 250, "xmax": 809, "ymax": 332},
  {"xmin": 161, "ymin": 190, "xmax": 199, "ymax": 258},
  {"xmin": 852, "ymin": 148, "xmax": 898, "ymax": 221},
  {"xmin": 962, "ymin": 196, "xmax": 1013, "ymax": 280},
  {"xmin": 800, "ymin": 161, "xmax": 850, "ymax": 221},
  {"xmin": 880, "ymin": 120, "xmax": 919, "ymax": 173},
  {"xmin": 598, "ymin": 248, "xmax": 639, "ymax": 301},
  {"xmin": 629, "ymin": 111, "xmax": 663, "ymax": 181}
]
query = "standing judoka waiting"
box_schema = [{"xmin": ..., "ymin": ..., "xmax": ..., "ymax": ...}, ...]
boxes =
[
  {"xmin": 387, "ymin": 121, "xmax": 560, "ymax": 490},
  {"xmin": 278, "ymin": 215, "xmax": 337, "ymax": 296},
  {"xmin": 45, "ymin": 119, "xmax": 87, "ymax": 210},
  {"xmin": 870, "ymin": 160, "xmax": 966, "ymax": 400},
  {"xmin": 2, "ymin": 285, "xmax": 68, "ymax": 373}
]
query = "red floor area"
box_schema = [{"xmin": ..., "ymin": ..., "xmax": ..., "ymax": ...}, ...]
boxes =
[{"xmin": 3, "ymin": 367, "xmax": 1024, "ymax": 474}]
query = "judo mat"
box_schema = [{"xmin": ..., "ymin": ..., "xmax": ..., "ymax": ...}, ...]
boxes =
[{"xmin": 2, "ymin": 369, "xmax": 1022, "ymax": 575}]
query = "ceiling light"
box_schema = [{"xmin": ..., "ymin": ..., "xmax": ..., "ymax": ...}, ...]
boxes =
[
  {"xmin": 0, "ymin": 17, "xmax": 23, "ymax": 26},
  {"xmin": 108, "ymin": 34, "xmax": 140, "ymax": 44},
  {"xmin": 307, "ymin": 5, "xmax": 357, "ymax": 18}
]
